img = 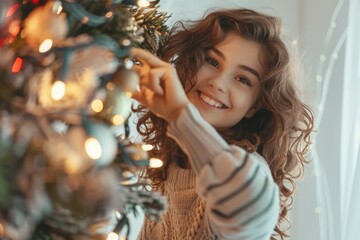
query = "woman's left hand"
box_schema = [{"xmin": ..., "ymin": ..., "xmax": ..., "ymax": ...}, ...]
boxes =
[{"xmin": 131, "ymin": 48, "xmax": 190, "ymax": 122}]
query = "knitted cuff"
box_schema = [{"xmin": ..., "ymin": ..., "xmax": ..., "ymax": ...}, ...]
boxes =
[{"xmin": 166, "ymin": 103, "xmax": 229, "ymax": 173}]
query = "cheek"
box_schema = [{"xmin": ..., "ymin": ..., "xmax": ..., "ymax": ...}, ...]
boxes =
[{"xmin": 230, "ymin": 90, "xmax": 257, "ymax": 111}]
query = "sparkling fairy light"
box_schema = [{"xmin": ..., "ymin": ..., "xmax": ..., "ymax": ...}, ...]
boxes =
[
  {"xmin": 51, "ymin": 80, "xmax": 66, "ymax": 100},
  {"xmin": 85, "ymin": 138, "xmax": 102, "ymax": 160},
  {"xmin": 149, "ymin": 158, "xmax": 163, "ymax": 168},
  {"xmin": 39, "ymin": 39, "xmax": 53, "ymax": 53}
]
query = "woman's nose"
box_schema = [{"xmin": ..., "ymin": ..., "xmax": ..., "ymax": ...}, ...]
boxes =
[{"xmin": 208, "ymin": 75, "xmax": 228, "ymax": 93}]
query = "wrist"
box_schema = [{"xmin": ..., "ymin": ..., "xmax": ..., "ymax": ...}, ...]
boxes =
[{"xmin": 167, "ymin": 103, "xmax": 190, "ymax": 122}]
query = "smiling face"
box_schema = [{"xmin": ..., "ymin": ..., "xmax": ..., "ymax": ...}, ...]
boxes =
[{"xmin": 186, "ymin": 33, "xmax": 266, "ymax": 129}]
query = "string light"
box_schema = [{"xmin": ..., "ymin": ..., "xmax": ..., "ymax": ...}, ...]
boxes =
[
  {"xmin": 142, "ymin": 144, "xmax": 153, "ymax": 151},
  {"xmin": 137, "ymin": 0, "xmax": 150, "ymax": 7},
  {"xmin": 106, "ymin": 82, "xmax": 116, "ymax": 91},
  {"xmin": 85, "ymin": 137, "xmax": 102, "ymax": 160},
  {"xmin": 39, "ymin": 39, "xmax": 53, "ymax": 53},
  {"xmin": 51, "ymin": 80, "xmax": 66, "ymax": 100},
  {"xmin": 112, "ymin": 115, "xmax": 125, "ymax": 125},
  {"xmin": 52, "ymin": 1, "xmax": 63, "ymax": 14},
  {"xmin": 56, "ymin": 5, "xmax": 63, "ymax": 14},
  {"xmin": 91, "ymin": 99, "xmax": 104, "ymax": 113},
  {"xmin": 8, "ymin": 20, "xmax": 20, "ymax": 38},
  {"xmin": 6, "ymin": 3, "xmax": 19, "ymax": 17},
  {"xmin": 115, "ymin": 211, "xmax": 122, "ymax": 219},
  {"xmin": 11, "ymin": 57, "xmax": 23, "ymax": 73},
  {"xmin": 124, "ymin": 58, "xmax": 133, "ymax": 69},
  {"xmin": 81, "ymin": 16, "xmax": 89, "ymax": 24},
  {"xmin": 105, "ymin": 11, "xmax": 113, "ymax": 18},
  {"xmin": 149, "ymin": 158, "xmax": 163, "ymax": 168},
  {"xmin": 106, "ymin": 232, "xmax": 119, "ymax": 240}
]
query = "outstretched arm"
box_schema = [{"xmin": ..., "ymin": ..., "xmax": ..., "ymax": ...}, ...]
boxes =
[
  {"xmin": 131, "ymin": 48, "xmax": 279, "ymax": 239},
  {"xmin": 167, "ymin": 104, "xmax": 279, "ymax": 239}
]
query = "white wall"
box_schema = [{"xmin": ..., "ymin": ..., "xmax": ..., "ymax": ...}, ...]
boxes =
[{"xmin": 129, "ymin": 1, "xmax": 346, "ymax": 239}]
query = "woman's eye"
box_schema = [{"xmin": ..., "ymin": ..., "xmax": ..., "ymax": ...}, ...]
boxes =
[
  {"xmin": 206, "ymin": 57, "xmax": 219, "ymax": 68},
  {"xmin": 235, "ymin": 76, "xmax": 251, "ymax": 86}
]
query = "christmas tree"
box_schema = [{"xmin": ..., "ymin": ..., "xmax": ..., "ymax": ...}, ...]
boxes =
[{"xmin": 0, "ymin": 0, "xmax": 170, "ymax": 239}]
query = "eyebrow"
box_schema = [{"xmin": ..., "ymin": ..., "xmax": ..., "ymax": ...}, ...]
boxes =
[{"xmin": 209, "ymin": 47, "xmax": 261, "ymax": 81}]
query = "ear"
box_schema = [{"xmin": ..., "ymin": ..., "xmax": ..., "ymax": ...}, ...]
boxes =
[{"xmin": 245, "ymin": 108, "xmax": 257, "ymax": 118}]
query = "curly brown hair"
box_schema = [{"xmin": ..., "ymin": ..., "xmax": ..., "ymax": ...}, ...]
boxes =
[{"xmin": 133, "ymin": 8, "xmax": 314, "ymax": 240}]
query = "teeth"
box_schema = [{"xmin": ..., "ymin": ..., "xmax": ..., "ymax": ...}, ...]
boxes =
[{"xmin": 200, "ymin": 93, "xmax": 224, "ymax": 108}]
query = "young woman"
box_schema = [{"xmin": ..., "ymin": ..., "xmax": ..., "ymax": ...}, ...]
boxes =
[{"xmin": 132, "ymin": 8, "xmax": 314, "ymax": 240}]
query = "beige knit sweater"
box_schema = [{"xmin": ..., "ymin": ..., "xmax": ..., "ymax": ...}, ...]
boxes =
[{"xmin": 138, "ymin": 104, "xmax": 280, "ymax": 240}]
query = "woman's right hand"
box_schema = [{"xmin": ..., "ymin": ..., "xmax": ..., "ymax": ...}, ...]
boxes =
[{"xmin": 131, "ymin": 48, "xmax": 190, "ymax": 122}]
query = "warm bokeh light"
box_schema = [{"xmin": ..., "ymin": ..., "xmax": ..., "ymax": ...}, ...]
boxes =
[
  {"xmin": 51, "ymin": 80, "xmax": 66, "ymax": 100},
  {"xmin": 53, "ymin": 2, "xmax": 63, "ymax": 14},
  {"xmin": 91, "ymin": 99, "xmax": 104, "ymax": 113},
  {"xmin": 106, "ymin": 82, "xmax": 115, "ymax": 91},
  {"xmin": 125, "ymin": 91, "xmax": 132, "ymax": 98},
  {"xmin": 142, "ymin": 144, "xmax": 153, "ymax": 151},
  {"xmin": 8, "ymin": 20, "xmax": 20, "ymax": 37},
  {"xmin": 64, "ymin": 157, "xmax": 82, "ymax": 175},
  {"xmin": 105, "ymin": 11, "xmax": 113, "ymax": 18},
  {"xmin": 112, "ymin": 114, "xmax": 125, "ymax": 126},
  {"xmin": 138, "ymin": 0, "xmax": 150, "ymax": 7},
  {"xmin": 149, "ymin": 158, "xmax": 163, "ymax": 168},
  {"xmin": 85, "ymin": 138, "xmax": 102, "ymax": 160},
  {"xmin": 107, "ymin": 232, "xmax": 119, "ymax": 240},
  {"xmin": 39, "ymin": 39, "xmax": 53, "ymax": 53},
  {"xmin": 6, "ymin": 3, "xmax": 19, "ymax": 17},
  {"xmin": 11, "ymin": 57, "xmax": 23, "ymax": 73}
]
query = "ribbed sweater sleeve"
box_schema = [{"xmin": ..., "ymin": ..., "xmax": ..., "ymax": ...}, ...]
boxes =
[{"xmin": 167, "ymin": 103, "xmax": 280, "ymax": 240}]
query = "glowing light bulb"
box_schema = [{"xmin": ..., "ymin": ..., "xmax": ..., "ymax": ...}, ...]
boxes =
[
  {"xmin": 6, "ymin": 3, "xmax": 19, "ymax": 18},
  {"xmin": 85, "ymin": 137, "xmax": 102, "ymax": 160},
  {"xmin": 112, "ymin": 115, "xmax": 125, "ymax": 125},
  {"xmin": 53, "ymin": 2, "xmax": 63, "ymax": 14},
  {"xmin": 105, "ymin": 11, "xmax": 113, "ymax": 18},
  {"xmin": 138, "ymin": 0, "xmax": 150, "ymax": 7},
  {"xmin": 107, "ymin": 232, "xmax": 119, "ymax": 240},
  {"xmin": 142, "ymin": 144, "xmax": 153, "ymax": 151},
  {"xmin": 115, "ymin": 211, "xmax": 122, "ymax": 219},
  {"xmin": 39, "ymin": 39, "xmax": 53, "ymax": 53},
  {"xmin": 12, "ymin": 57, "xmax": 23, "ymax": 73},
  {"xmin": 51, "ymin": 80, "xmax": 66, "ymax": 100},
  {"xmin": 149, "ymin": 158, "xmax": 163, "ymax": 168},
  {"xmin": 91, "ymin": 99, "xmax": 104, "ymax": 113}
]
